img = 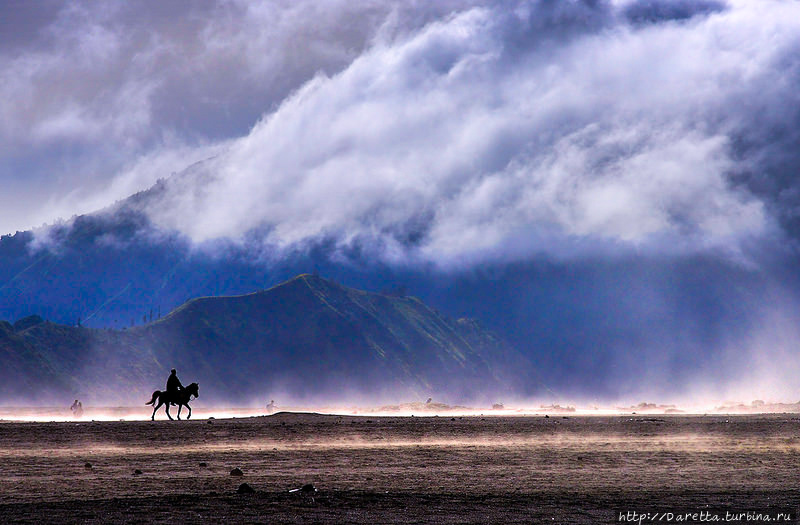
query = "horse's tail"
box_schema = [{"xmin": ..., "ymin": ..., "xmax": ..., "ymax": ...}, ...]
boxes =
[{"xmin": 145, "ymin": 390, "xmax": 160, "ymax": 405}]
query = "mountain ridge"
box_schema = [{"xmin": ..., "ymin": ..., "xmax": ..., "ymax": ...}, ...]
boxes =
[{"xmin": 0, "ymin": 274, "xmax": 535, "ymax": 404}]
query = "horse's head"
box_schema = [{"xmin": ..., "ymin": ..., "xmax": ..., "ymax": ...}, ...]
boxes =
[{"xmin": 186, "ymin": 382, "xmax": 199, "ymax": 399}]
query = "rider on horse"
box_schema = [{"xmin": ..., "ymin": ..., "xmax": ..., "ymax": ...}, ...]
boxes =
[
  {"xmin": 148, "ymin": 369, "xmax": 198, "ymax": 420},
  {"xmin": 166, "ymin": 369, "xmax": 183, "ymax": 401},
  {"xmin": 147, "ymin": 378, "xmax": 199, "ymax": 420}
]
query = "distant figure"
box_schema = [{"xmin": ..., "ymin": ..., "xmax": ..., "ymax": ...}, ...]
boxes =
[
  {"xmin": 426, "ymin": 397, "xmax": 432, "ymax": 404},
  {"xmin": 70, "ymin": 399, "xmax": 83, "ymax": 418},
  {"xmin": 266, "ymin": 399, "xmax": 276, "ymax": 413},
  {"xmin": 166, "ymin": 369, "xmax": 184, "ymax": 400}
]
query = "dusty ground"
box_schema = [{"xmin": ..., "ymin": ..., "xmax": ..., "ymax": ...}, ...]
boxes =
[{"xmin": 1, "ymin": 412, "xmax": 799, "ymax": 523}]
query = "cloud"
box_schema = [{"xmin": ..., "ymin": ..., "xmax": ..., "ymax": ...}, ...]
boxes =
[
  {"xmin": 135, "ymin": 0, "xmax": 799, "ymax": 267},
  {"xmin": 1, "ymin": 0, "xmax": 459, "ymax": 234},
  {"xmin": 3, "ymin": 0, "xmax": 800, "ymax": 270},
  {"xmin": 621, "ymin": 0, "xmax": 727, "ymax": 26}
]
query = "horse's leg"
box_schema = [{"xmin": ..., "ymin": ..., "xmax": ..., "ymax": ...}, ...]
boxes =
[
  {"xmin": 177, "ymin": 403, "xmax": 182, "ymax": 420},
  {"xmin": 187, "ymin": 404, "xmax": 191, "ymax": 420},
  {"xmin": 151, "ymin": 396, "xmax": 163, "ymax": 421},
  {"xmin": 165, "ymin": 401, "xmax": 173, "ymax": 421}
]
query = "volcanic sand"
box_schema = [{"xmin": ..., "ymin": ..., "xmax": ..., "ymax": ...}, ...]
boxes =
[{"xmin": 1, "ymin": 413, "xmax": 799, "ymax": 523}]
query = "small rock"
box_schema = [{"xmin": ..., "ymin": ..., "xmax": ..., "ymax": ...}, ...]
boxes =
[
  {"xmin": 230, "ymin": 467, "xmax": 244, "ymax": 476},
  {"xmin": 199, "ymin": 462, "xmax": 207, "ymax": 467},
  {"xmin": 133, "ymin": 469, "xmax": 142, "ymax": 475},
  {"xmin": 237, "ymin": 483, "xmax": 255, "ymax": 494},
  {"xmin": 84, "ymin": 462, "xmax": 92, "ymax": 469}
]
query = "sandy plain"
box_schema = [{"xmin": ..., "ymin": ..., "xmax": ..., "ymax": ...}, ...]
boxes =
[{"xmin": 1, "ymin": 411, "xmax": 799, "ymax": 524}]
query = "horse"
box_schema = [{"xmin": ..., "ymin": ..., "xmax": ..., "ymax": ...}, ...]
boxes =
[{"xmin": 145, "ymin": 382, "xmax": 199, "ymax": 421}]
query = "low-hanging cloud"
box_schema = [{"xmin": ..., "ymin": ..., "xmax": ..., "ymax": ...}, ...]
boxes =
[
  {"xmin": 4, "ymin": 0, "xmax": 800, "ymax": 268},
  {"xmin": 136, "ymin": 0, "xmax": 800, "ymax": 266},
  {"xmin": 1, "ymin": 0, "xmax": 467, "ymax": 234}
]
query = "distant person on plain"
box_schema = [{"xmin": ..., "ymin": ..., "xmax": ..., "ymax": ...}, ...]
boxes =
[
  {"xmin": 70, "ymin": 399, "xmax": 83, "ymax": 418},
  {"xmin": 166, "ymin": 369, "xmax": 183, "ymax": 400}
]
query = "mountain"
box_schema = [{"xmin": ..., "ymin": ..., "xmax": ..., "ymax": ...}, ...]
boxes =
[
  {"xmin": 0, "ymin": 274, "xmax": 535, "ymax": 405},
  {"xmin": 0, "ymin": 204, "xmax": 268, "ymax": 329},
  {"xmin": 0, "ymin": 169, "xmax": 766, "ymax": 400}
]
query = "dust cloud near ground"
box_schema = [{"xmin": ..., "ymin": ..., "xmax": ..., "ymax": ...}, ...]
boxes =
[
  {"xmin": 5, "ymin": 396, "xmax": 800, "ymax": 423},
  {"xmin": 1, "ymin": 413, "xmax": 800, "ymax": 523}
]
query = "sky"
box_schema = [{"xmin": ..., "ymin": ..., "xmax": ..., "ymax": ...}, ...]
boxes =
[{"xmin": 2, "ymin": 0, "xmax": 800, "ymax": 401}]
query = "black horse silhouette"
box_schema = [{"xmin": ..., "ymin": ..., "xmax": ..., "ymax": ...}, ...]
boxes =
[{"xmin": 146, "ymin": 382, "xmax": 199, "ymax": 420}]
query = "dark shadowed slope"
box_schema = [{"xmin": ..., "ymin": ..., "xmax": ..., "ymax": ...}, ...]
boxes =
[
  {"xmin": 0, "ymin": 317, "xmax": 72, "ymax": 399},
  {"xmin": 0, "ymin": 275, "xmax": 535, "ymax": 404}
]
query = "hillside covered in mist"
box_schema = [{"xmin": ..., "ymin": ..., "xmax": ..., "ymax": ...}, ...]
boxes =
[{"xmin": 0, "ymin": 274, "xmax": 533, "ymax": 405}]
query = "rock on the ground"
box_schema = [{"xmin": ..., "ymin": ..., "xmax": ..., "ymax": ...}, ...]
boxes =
[{"xmin": 237, "ymin": 483, "xmax": 255, "ymax": 494}]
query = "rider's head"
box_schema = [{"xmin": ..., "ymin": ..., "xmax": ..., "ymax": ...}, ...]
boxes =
[{"xmin": 171, "ymin": 368, "xmax": 176, "ymax": 374}]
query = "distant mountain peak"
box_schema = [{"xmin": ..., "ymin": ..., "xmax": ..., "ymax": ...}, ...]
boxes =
[
  {"xmin": 284, "ymin": 272, "xmax": 336, "ymax": 289},
  {"xmin": 0, "ymin": 276, "xmax": 534, "ymax": 403}
]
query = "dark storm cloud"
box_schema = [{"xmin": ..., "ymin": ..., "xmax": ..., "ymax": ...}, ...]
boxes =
[
  {"xmin": 622, "ymin": 0, "xmax": 727, "ymax": 26},
  {"xmin": 0, "ymin": 0, "xmax": 62, "ymax": 51},
  {"xmin": 724, "ymin": 41, "xmax": 800, "ymax": 244}
]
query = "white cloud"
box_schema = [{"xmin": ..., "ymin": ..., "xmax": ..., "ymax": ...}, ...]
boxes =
[
  {"xmin": 3, "ymin": 0, "xmax": 799, "ymax": 267},
  {"xmin": 0, "ymin": 0, "xmax": 428, "ymax": 234},
  {"xmin": 139, "ymin": 0, "xmax": 798, "ymax": 265}
]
